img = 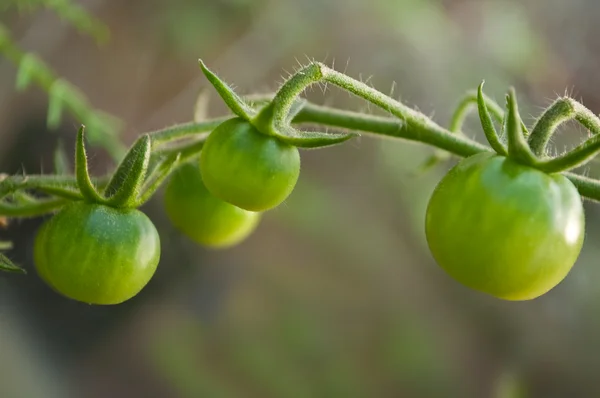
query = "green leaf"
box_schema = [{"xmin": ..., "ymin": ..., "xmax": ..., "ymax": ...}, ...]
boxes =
[
  {"xmin": 0, "ymin": 241, "xmax": 12, "ymax": 250},
  {"xmin": 47, "ymin": 81, "xmax": 68, "ymax": 129},
  {"xmin": 15, "ymin": 54, "xmax": 42, "ymax": 91},
  {"xmin": 198, "ymin": 59, "xmax": 255, "ymax": 120},
  {"xmin": 276, "ymin": 126, "xmax": 357, "ymax": 148},
  {"xmin": 104, "ymin": 134, "xmax": 152, "ymax": 208},
  {"xmin": 75, "ymin": 125, "xmax": 106, "ymax": 203},
  {"xmin": 0, "ymin": 253, "xmax": 26, "ymax": 274}
]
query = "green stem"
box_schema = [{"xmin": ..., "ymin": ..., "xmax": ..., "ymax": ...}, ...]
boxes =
[
  {"xmin": 150, "ymin": 118, "xmax": 228, "ymax": 146},
  {"xmin": 564, "ymin": 172, "xmax": 600, "ymax": 202},
  {"xmin": 302, "ymin": 103, "xmax": 489, "ymax": 155},
  {"xmin": 0, "ymin": 197, "xmax": 69, "ymax": 217},
  {"xmin": 528, "ymin": 98, "xmax": 576, "ymax": 157},
  {"xmin": 0, "ymin": 175, "xmax": 83, "ymax": 200},
  {"xmin": 449, "ymin": 90, "xmax": 504, "ymax": 133},
  {"xmin": 536, "ymin": 134, "xmax": 600, "ymax": 173}
]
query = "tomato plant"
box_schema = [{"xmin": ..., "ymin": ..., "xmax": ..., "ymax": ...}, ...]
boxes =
[
  {"xmin": 34, "ymin": 201, "xmax": 161, "ymax": 305},
  {"xmin": 425, "ymin": 152, "xmax": 585, "ymax": 300},
  {"xmin": 199, "ymin": 118, "xmax": 301, "ymax": 212},
  {"xmin": 2, "ymin": 56, "xmax": 600, "ymax": 304},
  {"xmin": 165, "ymin": 162, "xmax": 260, "ymax": 248}
]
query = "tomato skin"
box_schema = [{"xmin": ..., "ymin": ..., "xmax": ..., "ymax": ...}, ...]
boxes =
[
  {"xmin": 164, "ymin": 163, "xmax": 260, "ymax": 248},
  {"xmin": 34, "ymin": 202, "xmax": 160, "ymax": 305},
  {"xmin": 200, "ymin": 118, "xmax": 300, "ymax": 212},
  {"xmin": 425, "ymin": 152, "xmax": 585, "ymax": 300}
]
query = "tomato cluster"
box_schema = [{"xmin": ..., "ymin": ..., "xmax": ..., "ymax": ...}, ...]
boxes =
[
  {"xmin": 29, "ymin": 95, "xmax": 590, "ymax": 304},
  {"xmin": 33, "ymin": 116, "xmax": 301, "ymax": 305},
  {"xmin": 425, "ymin": 152, "xmax": 585, "ymax": 300}
]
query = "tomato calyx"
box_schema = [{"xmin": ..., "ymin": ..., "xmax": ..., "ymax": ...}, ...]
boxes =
[
  {"xmin": 477, "ymin": 84, "xmax": 600, "ymax": 175},
  {"xmin": 199, "ymin": 60, "xmax": 356, "ymax": 149},
  {"xmin": 75, "ymin": 126, "xmax": 179, "ymax": 209}
]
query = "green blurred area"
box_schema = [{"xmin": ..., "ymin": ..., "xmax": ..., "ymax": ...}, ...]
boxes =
[{"xmin": 1, "ymin": 0, "xmax": 600, "ymax": 397}]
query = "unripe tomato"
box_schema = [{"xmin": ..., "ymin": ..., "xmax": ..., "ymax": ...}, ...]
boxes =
[
  {"xmin": 425, "ymin": 152, "xmax": 585, "ymax": 300},
  {"xmin": 200, "ymin": 118, "xmax": 300, "ymax": 212},
  {"xmin": 164, "ymin": 162, "xmax": 260, "ymax": 248},
  {"xmin": 34, "ymin": 202, "xmax": 160, "ymax": 305}
]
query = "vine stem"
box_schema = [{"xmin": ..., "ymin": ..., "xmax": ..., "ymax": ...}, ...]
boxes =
[
  {"xmin": 4, "ymin": 101, "xmax": 600, "ymax": 206},
  {"xmin": 6, "ymin": 60, "xmax": 600, "ymax": 217}
]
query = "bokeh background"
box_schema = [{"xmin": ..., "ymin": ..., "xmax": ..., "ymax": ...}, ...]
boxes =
[{"xmin": 2, "ymin": 1, "xmax": 600, "ymax": 397}]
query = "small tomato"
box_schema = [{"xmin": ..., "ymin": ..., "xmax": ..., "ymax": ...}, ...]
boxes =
[
  {"xmin": 200, "ymin": 118, "xmax": 300, "ymax": 211},
  {"xmin": 34, "ymin": 202, "xmax": 160, "ymax": 305},
  {"xmin": 164, "ymin": 163, "xmax": 260, "ymax": 248}
]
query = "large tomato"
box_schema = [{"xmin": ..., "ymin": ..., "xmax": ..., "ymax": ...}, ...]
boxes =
[{"xmin": 425, "ymin": 152, "xmax": 585, "ymax": 300}]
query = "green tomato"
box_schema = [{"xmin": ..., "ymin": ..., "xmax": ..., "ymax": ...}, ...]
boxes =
[
  {"xmin": 200, "ymin": 118, "xmax": 300, "ymax": 212},
  {"xmin": 164, "ymin": 162, "xmax": 260, "ymax": 248},
  {"xmin": 425, "ymin": 152, "xmax": 584, "ymax": 301},
  {"xmin": 34, "ymin": 201, "xmax": 160, "ymax": 305}
]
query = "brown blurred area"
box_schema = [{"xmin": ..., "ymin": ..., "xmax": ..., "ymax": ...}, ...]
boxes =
[{"xmin": 2, "ymin": 1, "xmax": 600, "ymax": 397}]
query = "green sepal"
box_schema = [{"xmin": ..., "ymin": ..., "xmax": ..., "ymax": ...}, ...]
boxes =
[
  {"xmin": 253, "ymin": 101, "xmax": 356, "ymax": 148},
  {"xmin": 0, "ymin": 252, "xmax": 26, "ymax": 274},
  {"xmin": 504, "ymin": 89, "xmax": 537, "ymax": 165},
  {"xmin": 198, "ymin": 59, "xmax": 255, "ymax": 120},
  {"xmin": 275, "ymin": 126, "xmax": 357, "ymax": 148},
  {"xmin": 75, "ymin": 126, "xmax": 106, "ymax": 203},
  {"xmin": 477, "ymin": 82, "xmax": 508, "ymax": 156},
  {"xmin": 104, "ymin": 134, "xmax": 152, "ymax": 208}
]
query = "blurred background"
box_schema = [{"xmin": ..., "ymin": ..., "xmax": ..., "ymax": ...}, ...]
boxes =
[{"xmin": 1, "ymin": 0, "xmax": 600, "ymax": 397}]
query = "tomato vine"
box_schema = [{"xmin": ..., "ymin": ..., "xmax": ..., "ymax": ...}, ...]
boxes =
[{"xmin": 3, "ymin": 57, "xmax": 600, "ymax": 303}]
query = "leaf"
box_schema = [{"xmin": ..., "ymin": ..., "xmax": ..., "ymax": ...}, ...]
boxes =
[
  {"xmin": 15, "ymin": 54, "xmax": 42, "ymax": 91},
  {"xmin": 47, "ymin": 81, "xmax": 68, "ymax": 129},
  {"xmin": 198, "ymin": 59, "xmax": 255, "ymax": 120},
  {"xmin": 0, "ymin": 253, "xmax": 26, "ymax": 274},
  {"xmin": 104, "ymin": 134, "xmax": 152, "ymax": 208}
]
